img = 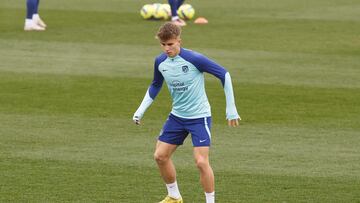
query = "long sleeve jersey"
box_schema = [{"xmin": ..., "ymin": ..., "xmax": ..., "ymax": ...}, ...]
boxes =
[{"xmin": 134, "ymin": 48, "xmax": 240, "ymax": 120}]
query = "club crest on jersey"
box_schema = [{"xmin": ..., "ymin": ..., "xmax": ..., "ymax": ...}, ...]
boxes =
[{"xmin": 182, "ymin": 65, "xmax": 189, "ymax": 73}]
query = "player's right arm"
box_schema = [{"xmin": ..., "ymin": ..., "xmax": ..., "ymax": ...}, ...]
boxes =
[{"xmin": 133, "ymin": 58, "xmax": 164, "ymax": 125}]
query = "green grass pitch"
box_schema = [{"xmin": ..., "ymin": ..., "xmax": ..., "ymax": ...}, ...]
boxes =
[{"xmin": 1, "ymin": 0, "xmax": 360, "ymax": 202}]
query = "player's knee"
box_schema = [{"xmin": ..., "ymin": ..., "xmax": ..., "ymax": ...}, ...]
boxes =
[
  {"xmin": 154, "ymin": 152, "xmax": 169, "ymax": 164},
  {"xmin": 195, "ymin": 157, "xmax": 209, "ymax": 170}
]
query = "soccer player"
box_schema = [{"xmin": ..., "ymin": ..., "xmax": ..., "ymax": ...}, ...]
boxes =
[
  {"xmin": 168, "ymin": 0, "xmax": 187, "ymax": 26},
  {"xmin": 133, "ymin": 22, "xmax": 240, "ymax": 203},
  {"xmin": 24, "ymin": 0, "xmax": 47, "ymax": 31}
]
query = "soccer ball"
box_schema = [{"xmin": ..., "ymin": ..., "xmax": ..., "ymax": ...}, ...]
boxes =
[
  {"xmin": 140, "ymin": 4, "xmax": 155, "ymax": 19},
  {"xmin": 153, "ymin": 3, "xmax": 170, "ymax": 20},
  {"xmin": 177, "ymin": 4, "xmax": 195, "ymax": 20},
  {"xmin": 161, "ymin": 4, "xmax": 171, "ymax": 20}
]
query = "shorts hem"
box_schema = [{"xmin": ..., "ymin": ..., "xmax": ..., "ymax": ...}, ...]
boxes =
[
  {"xmin": 158, "ymin": 137, "xmax": 184, "ymax": 146},
  {"xmin": 193, "ymin": 144, "xmax": 211, "ymax": 147}
]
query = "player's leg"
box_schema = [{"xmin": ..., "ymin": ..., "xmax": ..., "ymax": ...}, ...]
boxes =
[
  {"xmin": 154, "ymin": 141, "xmax": 178, "ymax": 184},
  {"xmin": 26, "ymin": 0, "xmax": 36, "ymax": 20},
  {"xmin": 176, "ymin": 0, "xmax": 185, "ymax": 10},
  {"xmin": 156, "ymin": 114, "xmax": 187, "ymax": 202},
  {"xmin": 34, "ymin": 0, "xmax": 39, "ymax": 13},
  {"xmin": 155, "ymin": 141, "xmax": 183, "ymax": 202},
  {"xmin": 25, "ymin": 0, "xmax": 44, "ymax": 31},
  {"xmin": 194, "ymin": 147, "xmax": 215, "ymax": 203},
  {"xmin": 32, "ymin": 0, "xmax": 47, "ymax": 28},
  {"xmin": 168, "ymin": 0, "xmax": 178, "ymax": 19},
  {"xmin": 188, "ymin": 116, "xmax": 215, "ymax": 203},
  {"xmin": 168, "ymin": 0, "xmax": 186, "ymax": 26}
]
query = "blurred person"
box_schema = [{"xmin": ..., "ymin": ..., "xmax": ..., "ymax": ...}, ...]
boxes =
[
  {"xmin": 133, "ymin": 22, "xmax": 241, "ymax": 203},
  {"xmin": 168, "ymin": 0, "xmax": 186, "ymax": 26},
  {"xmin": 24, "ymin": 0, "xmax": 47, "ymax": 31}
]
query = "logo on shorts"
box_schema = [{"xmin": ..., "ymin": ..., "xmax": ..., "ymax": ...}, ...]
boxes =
[
  {"xmin": 182, "ymin": 65, "xmax": 189, "ymax": 73},
  {"xmin": 200, "ymin": 139, "xmax": 207, "ymax": 143}
]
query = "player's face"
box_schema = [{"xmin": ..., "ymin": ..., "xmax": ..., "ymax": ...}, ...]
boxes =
[{"xmin": 160, "ymin": 37, "xmax": 181, "ymax": 57}]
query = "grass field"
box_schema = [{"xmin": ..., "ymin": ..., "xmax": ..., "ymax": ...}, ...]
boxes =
[{"xmin": 1, "ymin": 0, "xmax": 360, "ymax": 202}]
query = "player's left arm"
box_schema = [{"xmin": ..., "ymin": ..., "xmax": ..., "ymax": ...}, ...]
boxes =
[
  {"xmin": 133, "ymin": 59, "xmax": 164, "ymax": 125},
  {"xmin": 196, "ymin": 54, "xmax": 241, "ymax": 127}
]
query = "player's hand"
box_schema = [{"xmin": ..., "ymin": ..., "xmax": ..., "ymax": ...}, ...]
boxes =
[
  {"xmin": 227, "ymin": 118, "xmax": 240, "ymax": 127},
  {"xmin": 133, "ymin": 116, "xmax": 141, "ymax": 125}
]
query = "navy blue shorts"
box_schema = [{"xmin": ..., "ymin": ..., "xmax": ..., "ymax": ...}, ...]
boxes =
[{"xmin": 158, "ymin": 114, "xmax": 212, "ymax": 147}]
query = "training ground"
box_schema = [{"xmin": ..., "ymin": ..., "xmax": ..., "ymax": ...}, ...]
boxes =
[{"xmin": 0, "ymin": 0, "xmax": 359, "ymax": 202}]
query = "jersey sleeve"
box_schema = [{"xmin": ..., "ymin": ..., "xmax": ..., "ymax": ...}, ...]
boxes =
[
  {"xmin": 181, "ymin": 49, "xmax": 240, "ymax": 120},
  {"xmin": 133, "ymin": 56, "xmax": 165, "ymax": 120},
  {"xmin": 148, "ymin": 57, "xmax": 164, "ymax": 99},
  {"xmin": 224, "ymin": 72, "xmax": 241, "ymax": 120}
]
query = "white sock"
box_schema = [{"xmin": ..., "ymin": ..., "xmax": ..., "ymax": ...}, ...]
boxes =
[
  {"xmin": 172, "ymin": 16, "xmax": 180, "ymax": 21},
  {"xmin": 166, "ymin": 181, "xmax": 181, "ymax": 199},
  {"xmin": 205, "ymin": 191, "xmax": 215, "ymax": 203},
  {"xmin": 32, "ymin": 13, "xmax": 39, "ymax": 19},
  {"xmin": 25, "ymin": 19, "xmax": 33, "ymax": 26}
]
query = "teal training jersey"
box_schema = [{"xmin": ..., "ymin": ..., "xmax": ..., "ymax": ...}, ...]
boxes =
[{"xmin": 149, "ymin": 48, "xmax": 227, "ymax": 119}]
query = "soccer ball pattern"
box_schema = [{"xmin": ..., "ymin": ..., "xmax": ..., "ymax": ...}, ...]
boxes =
[
  {"xmin": 140, "ymin": 4, "xmax": 155, "ymax": 19},
  {"xmin": 177, "ymin": 4, "xmax": 195, "ymax": 20}
]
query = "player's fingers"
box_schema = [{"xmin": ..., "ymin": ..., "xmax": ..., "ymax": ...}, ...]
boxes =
[
  {"xmin": 134, "ymin": 120, "xmax": 141, "ymax": 125},
  {"xmin": 231, "ymin": 119, "xmax": 237, "ymax": 127},
  {"xmin": 235, "ymin": 119, "xmax": 239, "ymax": 126},
  {"xmin": 228, "ymin": 119, "xmax": 239, "ymax": 127}
]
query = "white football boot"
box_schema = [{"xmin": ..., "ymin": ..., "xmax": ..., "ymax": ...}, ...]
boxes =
[
  {"xmin": 171, "ymin": 16, "xmax": 186, "ymax": 26},
  {"xmin": 33, "ymin": 14, "xmax": 47, "ymax": 28},
  {"xmin": 24, "ymin": 19, "xmax": 45, "ymax": 31}
]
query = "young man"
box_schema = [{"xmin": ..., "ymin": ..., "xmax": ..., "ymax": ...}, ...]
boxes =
[
  {"xmin": 133, "ymin": 22, "xmax": 240, "ymax": 203},
  {"xmin": 168, "ymin": 0, "xmax": 186, "ymax": 26},
  {"xmin": 24, "ymin": 0, "xmax": 47, "ymax": 31}
]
